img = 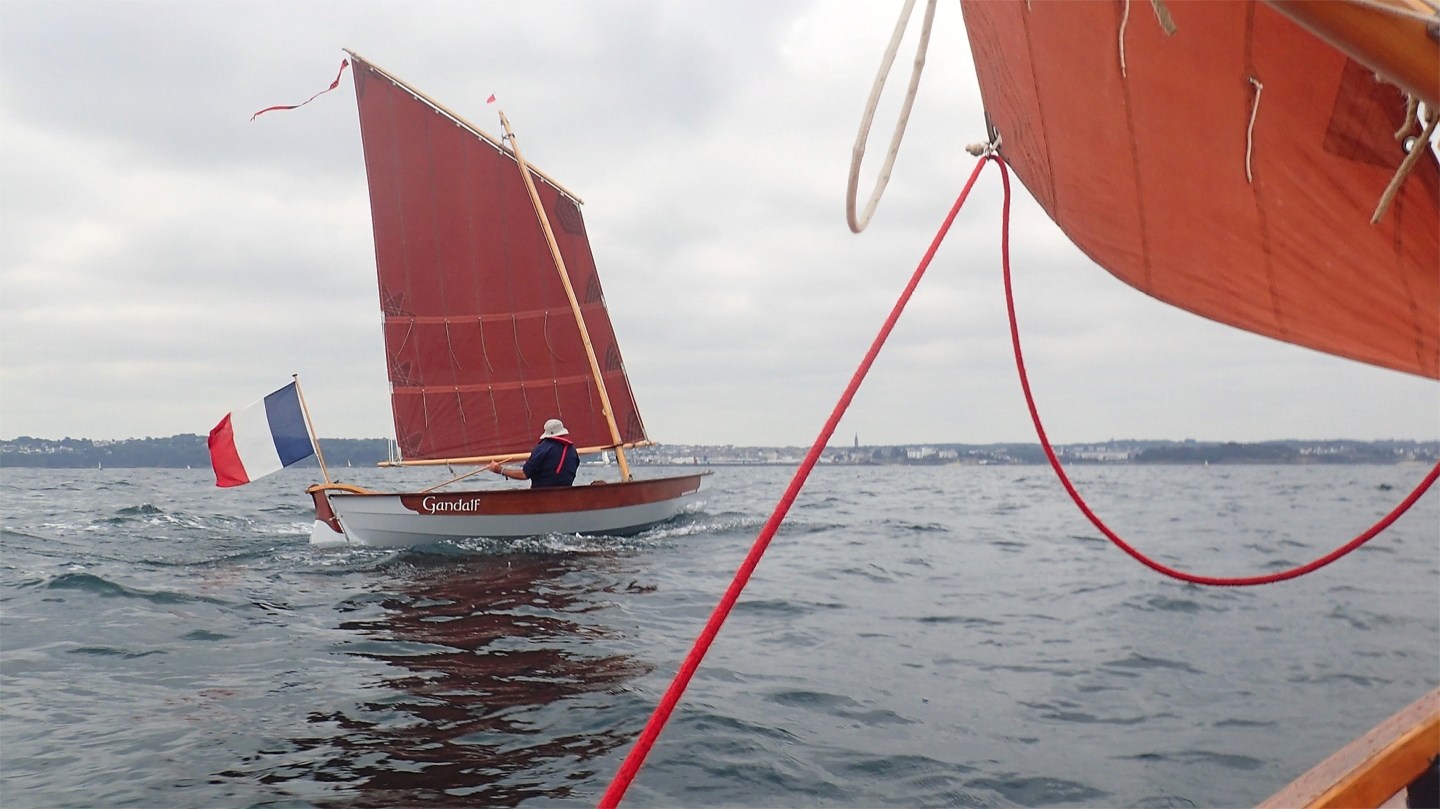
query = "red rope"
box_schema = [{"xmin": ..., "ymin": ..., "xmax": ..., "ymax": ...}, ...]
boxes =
[
  {"xmin": 993, "ymin": 156, "xmax": 1440, "ymax": 586},
  {"xmin": 596, "ymin": 155, "xmax": 1439, "ymax": 806},
  {"xmin": 596, "ymin": 157, "xmax": 993, "ymax": 809}
]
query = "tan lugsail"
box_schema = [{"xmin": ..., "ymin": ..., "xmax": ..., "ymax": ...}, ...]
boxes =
[{"xmin": 959, "ymin": 0, "xmax": 1439, "ymax": 379}]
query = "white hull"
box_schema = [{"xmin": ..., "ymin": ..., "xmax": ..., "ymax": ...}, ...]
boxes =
[{"xmin": 310, "ymin": 473, "xmax": 708, "ymax": 548}]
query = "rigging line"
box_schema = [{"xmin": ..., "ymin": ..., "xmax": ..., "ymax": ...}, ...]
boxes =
[
  {"xmin": 1373, "ymin": 106, "xmax": 1439, "ymax": 223},
  {"xmin": 1246, "ymin": 77, "xmax": 1263, "ymax": 184},
  {"xmin": 596, "ymin": 156, "xmax": 993, "ymax": 809},
  {"xmin": 992, "ymin": 156, "xmax": 1440, "ymax": 586},
  {"xmin": 1119, "ymin": 0, "xmax": 1131, "ymax": 78},
  {"xmin": 599, "ymin": 154, "xmax": 1440, "ymax": 806},
  {"xmin": 1395, "ymin": 95, "xmax": 1418, "ymax": 140},
  {"xmin": 846, "ymin": 0, "xmax": 938, "ymax": 233},
  {"xmin": 1149, "ymin": 0, "xmax": 1177, "ymax": 35},
  {"xmin": 444, "ymin": 321, "xmax": 463, "ymax": 370},
  {"xmin": 477, "ymin": 317, "xmax": 496, "ymax": 373},
  {"xmin": 1120, "ymin": 0, "xmax": 1176, "ymax": 79}
]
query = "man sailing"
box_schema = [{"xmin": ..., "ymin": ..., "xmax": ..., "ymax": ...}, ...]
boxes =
[{"xmin": 486, "ymin": 419, "xmax": 579, "ymax": 488}]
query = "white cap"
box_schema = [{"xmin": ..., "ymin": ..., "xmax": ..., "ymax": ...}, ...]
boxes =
[{"xmin": 541, "ymin": 419, "xmax": 569, "ymax": 438}]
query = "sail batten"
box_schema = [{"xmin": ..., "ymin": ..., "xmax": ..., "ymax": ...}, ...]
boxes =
[{"xmin": 352, "ymin": 55, "xmax": 648, "ymax": 462}]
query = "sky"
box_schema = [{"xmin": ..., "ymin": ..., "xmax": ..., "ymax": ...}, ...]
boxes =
[{"xmin": 2, "ymin": 0, "xmax": 1436, "ymax": 447}]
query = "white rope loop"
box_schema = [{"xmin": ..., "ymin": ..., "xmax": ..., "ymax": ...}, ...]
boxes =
[{"xmin": 847, "ymin": 0, "xmax": 938, "ymax": 233}]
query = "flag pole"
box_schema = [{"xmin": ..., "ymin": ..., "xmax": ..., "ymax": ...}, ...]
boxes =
[{"xmin": 292, "ymin": 374, "xmax": 332, "ymax": 485}]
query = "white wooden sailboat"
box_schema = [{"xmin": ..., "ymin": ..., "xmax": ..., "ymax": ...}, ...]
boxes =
[{"xmin": 309, "ymin": 54, "xmax": 707, "ymax": 547}]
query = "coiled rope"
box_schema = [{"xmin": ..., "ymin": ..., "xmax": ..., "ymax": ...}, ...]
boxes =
[
  {"xmin": 846, "ymin": 0, "xmax": 937, "ymax": 233},
  {"xmin": 596, "ymin": 155, "xmax": 1439, "ymax": 806}
]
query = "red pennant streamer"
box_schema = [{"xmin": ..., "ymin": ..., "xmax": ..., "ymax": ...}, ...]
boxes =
[{"xmin": 251, "ymin": 59, "xmax": 350, "ymax": 121}]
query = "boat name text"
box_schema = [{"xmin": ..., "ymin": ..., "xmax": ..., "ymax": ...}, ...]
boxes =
[{"xmin": 421, "ymin": 496, "xmax": 482, "ymax": 514}]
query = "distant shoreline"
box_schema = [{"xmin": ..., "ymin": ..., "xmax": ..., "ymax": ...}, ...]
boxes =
[{"xmin": 2, "ymin": 435, "xmax": 1434, "ymax": 469}]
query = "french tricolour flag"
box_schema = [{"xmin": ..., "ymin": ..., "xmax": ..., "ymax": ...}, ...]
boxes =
[{"xmin": 208, "ymin": 382, "xmax": 315, "ymax": 487}]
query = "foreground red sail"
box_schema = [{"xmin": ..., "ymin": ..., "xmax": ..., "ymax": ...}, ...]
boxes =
[
  {"xmin": 350, "ymin": 55, "xmax": 648, "ymax": 461},
  {"xmin": 959, "ymin": 0, "xmax": 1439, "ymax": 379}
]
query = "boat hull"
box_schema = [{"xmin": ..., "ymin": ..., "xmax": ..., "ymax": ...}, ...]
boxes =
[{"xmin": 309, "ymin": 473, "xmax": 709, "ymax": 547}]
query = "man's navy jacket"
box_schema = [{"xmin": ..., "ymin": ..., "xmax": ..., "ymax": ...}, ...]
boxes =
[{"xmin": 522, "ymin": 436, "xmax": 579, "ymax": 488}]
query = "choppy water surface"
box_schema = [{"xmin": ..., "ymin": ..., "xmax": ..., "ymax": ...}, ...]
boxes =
[{"xmin": 2, "ymin": 464, "xmax": 1436, "ymax": 807}]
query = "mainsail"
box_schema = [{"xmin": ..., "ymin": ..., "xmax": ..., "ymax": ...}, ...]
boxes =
[
  {"xmin": 959, "ymin": 0, "xmax": 1438, "ymax": 379},
  {"xmin": 349, "ymin": 55, "xmax": 648, "ymax": 462}
]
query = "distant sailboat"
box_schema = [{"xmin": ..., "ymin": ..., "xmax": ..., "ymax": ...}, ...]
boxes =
[{"xmin": 308, "ymin": 54, "xmax": 707, "ymax": 547}]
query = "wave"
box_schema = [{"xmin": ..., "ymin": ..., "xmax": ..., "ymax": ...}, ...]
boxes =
[
  {"xmin": 115, "ymin": 504, "xmax": 165, "ymax": 517},
  {"xmin": 1120, "ymin": 749, "xmax": 1265, "ymax": 771},
  {"xmin": 67, "ymin": 645, "xmax": 165, "ymax": 659},
  {"xmin": 44, "ymin": 572, "xmax": 228, "ymax": 605},
  {"xmin": 965, "ymin": 774, "xmax": 1108, "ymax": 804}
]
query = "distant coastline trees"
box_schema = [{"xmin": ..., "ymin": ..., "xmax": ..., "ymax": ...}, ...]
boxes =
[
  {"xmin": 0, "ymin": 435, "xmax": 391, "ymax": 469},
  {"xmin": 1, "ymin": 435, "xmax": 1434, "ymax": 468}
]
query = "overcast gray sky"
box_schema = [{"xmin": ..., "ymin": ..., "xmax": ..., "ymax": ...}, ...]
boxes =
[{"xmin": 2, "ymin": 0, "xmax": 1436, "ymax": 446}]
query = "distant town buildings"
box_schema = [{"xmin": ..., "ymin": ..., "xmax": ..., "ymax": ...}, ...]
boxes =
[{"xmin": 2, "ymin": 436, "xmax": 1435, "ymax": 469}]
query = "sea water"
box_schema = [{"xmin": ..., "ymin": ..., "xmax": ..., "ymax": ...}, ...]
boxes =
[{"xmin": 1, "ymin": 464, "xmax": 1436, "ymax": 807}]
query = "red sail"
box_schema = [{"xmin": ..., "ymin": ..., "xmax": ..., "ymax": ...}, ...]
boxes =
[
  {"xmin": 351, "ymin": 57, "xmax": 648, "ymax": 461},
  {"xmin": 959, "ymin": 0, "xmax": 1438, "ymax": 379}
]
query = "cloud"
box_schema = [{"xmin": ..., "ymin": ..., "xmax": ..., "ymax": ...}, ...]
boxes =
[{"xmin": 1, "ymin": 0, "xmax": 1434, "ymax": 444}]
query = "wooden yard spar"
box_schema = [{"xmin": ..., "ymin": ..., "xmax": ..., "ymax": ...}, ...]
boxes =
[{"xmin": 498, "ymin": 111, "xmax": 633, "ymax": 482}]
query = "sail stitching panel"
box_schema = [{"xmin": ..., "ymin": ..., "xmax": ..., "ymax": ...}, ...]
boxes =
[
  {"xmin": 563, "ymin": 197, "xmax": 647, "ymax": 446},
  {"xmin": 384, "ymin": 81, "xmax": 415, "ymax": 456},
  {"xmin": 1019, "ymin": 5, "xmax": 1060, "ymax": 216},
  {"xmin": 498, "ymin": 153, "xmax": 531, "ymax": 443},
  {"xmin": 1390, "ymin": 189, "xmax": 1426, "ymax": 371},
  {"xmin": 388, "ymin": 377, "xmax": 602, "ymax": 393},
  {"xmin": 535, "ymin": 183, "xmax": 569, "ymax": 429},
  {"xmin": 457, "ymin": 119, "xmax": 500, "ymax": 453},
  {"xmin": 425, "ymin": 106, "xmax": 467, "ymax": 456},
  {"xmin": 1113, "ymin": 0, "xmax": 1154, "ymax": 292}
]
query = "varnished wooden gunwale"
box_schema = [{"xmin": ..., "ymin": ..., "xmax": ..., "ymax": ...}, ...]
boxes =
[{"xmin": 1257, "ymin": 687, "xmax": 1439, "ymax": 808}]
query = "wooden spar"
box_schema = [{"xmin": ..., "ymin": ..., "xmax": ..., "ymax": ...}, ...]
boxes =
[
  {"xmin": 376, "ymin": 441, "xmax": 654, "ymax": 468},
  {"xmin": 1262, "ymin": 0, "xmax": 1439, "ymax": 109},
  {"xmin": 292, "ymin": 374, "xmax": 332, "ymax": 485},
  {"xmin": 419, "ymin": 466, "xmax": 488, "ymax": 493},
  {"xmin": 1256, "ymin": 686, "xmax": 1440, "ymax": 808},
  {"xmin": 498, "ymin": 110, "xmax": 634, "ymax": 482},
  {"xmin": 342, "ymin": 50, "xmax": 582, "ymax": 205}
]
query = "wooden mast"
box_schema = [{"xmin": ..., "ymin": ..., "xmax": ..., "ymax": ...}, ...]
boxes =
[{"xmin": 498, "ymin": 111, "xmax": 633, "ymax": 482}]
